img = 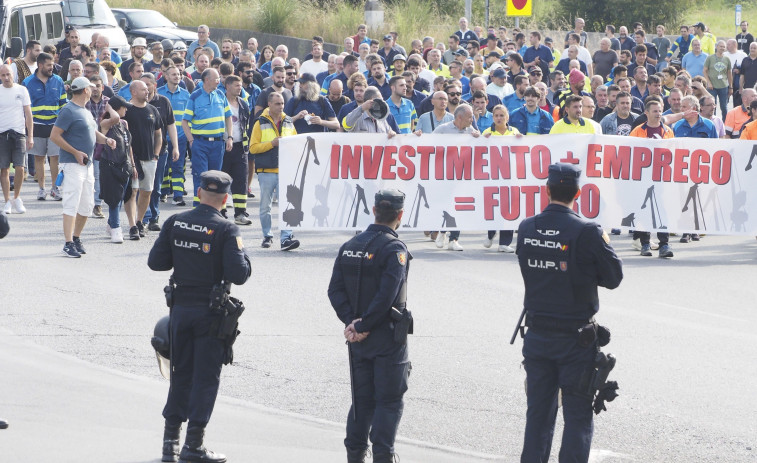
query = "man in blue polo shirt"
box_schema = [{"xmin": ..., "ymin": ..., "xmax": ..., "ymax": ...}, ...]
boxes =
[
  {"xmin": 504, "ymin": 75, "xmax": 528, "ymax": 114},
  {"xmin": 158, "ymin": 66, "xmax": 191, "ymax": 206},
  {"xmin": 673, "ymin": 94, "xmax": 717, "ymax": 243},
  {"xmin": 182, "ymin": 68, "xmax": 232, "ymax": 207},
  {"xmin": 385, "ymin": 76, "xmax": 417, "ymax": 134},
  {"xmin": 682, "ymin": 39, "xmax": 708, "ymax": 78},
  {"xmin": 523, "ymin": 31, "xmax": 553, "ymax": 81}
]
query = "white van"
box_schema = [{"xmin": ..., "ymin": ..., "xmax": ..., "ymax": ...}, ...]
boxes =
[
  {"xmin": 61, "ymin": 0, "xmax": 130, "ymax": 59},
  {"xmin": 1, "ymin": 0, "xmax": 129, "ymax": 60},
  {"xmin": 1, "ymin": 0, "xmax": 66, "ymax": 59}
]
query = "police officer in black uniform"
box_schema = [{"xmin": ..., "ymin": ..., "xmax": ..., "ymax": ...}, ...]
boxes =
[
  {"xmin": 148, "ymin": 170, "xmax": 251, "ymax": 463},
  {"xmin": 515, "ymin": 163, "xmax": 623, "ymax": 463},
  {"xmin": 328, "ymin": 189, "xmax": 413, "ymax": 463}
]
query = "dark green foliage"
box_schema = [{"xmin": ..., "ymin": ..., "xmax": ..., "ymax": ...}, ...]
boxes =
[{"xmin": 557, "ymin": 0, "xmax": 696, "ymax": 32}]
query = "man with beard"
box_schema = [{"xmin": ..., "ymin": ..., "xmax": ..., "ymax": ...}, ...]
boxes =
[
  {"xmin": 284, "ymin": 73, "xmax": 339, "ymax": 134},
  {"xmin": 143, "ymin": 42, "xmax": 164, "ymax": 74},
  {"xmin": 367, "ymin": 61, "xmax": 392, "ymax": 99},
  {"xmin": 254, "ymin": 66, "xmax": 292, "ymax": 118},
  {"xmin": 12, "ymin": 40, "xmax": 41, "ymax": 84},
  {"xmin": 238, "ymin": 51, "xmax": 265, "ymax": 89},
  {"xmin": 403, "ymin": 71, "xmax": 425, "ymax": 108},
  {"xmin": 220, "ymin": 39, "xmax": 236, "ymax": 66},
  {"xmin": 283, "ymin": 64, "xmax": 298, "ymax": 94},
  {"xmin": 337, "ymin": 74, "xmax": 370, "ymax": 127},
  {"xmin": 121, "ymin": 38, "xmax": 148, "ymax": 83},
  {"xmin": 236, "ymin": 61, "xmax": 261, "ymax": 108},
  {"xmin": 600, "ymin": 91, "xmax": 638, "ymax": 135},
  {"xmin": 190, "ymin": 53, "xmax": 210, "ymax": 83},
  {"xmin": 140, "ymin": 73, "xmax": 179, "ymax": 231},
  {"xmin": 221, "ymin": 75, "xmax": 252, "ymax": 224},
  {"xmin": 158, "ymin": 66, "xmax": 191, "ymax": 206},
  {"xmin": 23, "ymin": 52, "xmax": 66, "ymax": 201},
  {"xmin": 300, "ymin": 43, "xmax": 329, "ymax": 80}
]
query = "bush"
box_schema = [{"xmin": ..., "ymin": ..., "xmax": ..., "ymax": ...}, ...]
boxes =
[{"xmin": 557, "ymin": 0, "xmax": 695, "ymax": 32}]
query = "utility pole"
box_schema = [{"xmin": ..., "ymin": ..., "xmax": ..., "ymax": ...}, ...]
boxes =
[{"xmin": 465, "ymin": 0, "xmax": 472, "ymax": 24}]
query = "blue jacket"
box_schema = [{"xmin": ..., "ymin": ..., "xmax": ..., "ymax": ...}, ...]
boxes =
[{"xmin": 509, "ymin": 106, "xmax": 554, "ymax": 135}]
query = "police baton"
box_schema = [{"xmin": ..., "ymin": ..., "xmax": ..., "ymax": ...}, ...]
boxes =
[
  {"xmin": 346, "ymin": 341, "xmax": 357, "ymax": 421},
  {"xmin": 510, "ymin": 308, "xmax": 526, "ymax": 345}
]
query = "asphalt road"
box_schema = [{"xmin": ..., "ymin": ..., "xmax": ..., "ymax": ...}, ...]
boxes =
[{"xmin": 1, "ymin": 173, "xmax": 755, "ymax": 462}]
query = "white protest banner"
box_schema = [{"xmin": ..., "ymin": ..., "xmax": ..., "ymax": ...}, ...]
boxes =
[{"xmin": 278, "ymin": 133, "xmax": 756, "ymax": 234}]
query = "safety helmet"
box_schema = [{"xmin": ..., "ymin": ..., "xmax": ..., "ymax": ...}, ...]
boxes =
[{"xmin": 151, "ymin": 315, "xmax": 171, "ymax": 379}]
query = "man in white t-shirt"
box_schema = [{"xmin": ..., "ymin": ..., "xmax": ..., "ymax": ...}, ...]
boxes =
[
  {"xmin": 725, "ymin": 38, "xmax": 749, "ymax": 106},
  {"xmin": 299, "ymin": 43, "xmax": 329, "ymax": 78},
  {"xmin": 0, "ymin": 64, "xmax": 33, "ymax": 215},
  {"xmin": 11, "ymin": 40, "xmax": 41, "ymax": 84}
]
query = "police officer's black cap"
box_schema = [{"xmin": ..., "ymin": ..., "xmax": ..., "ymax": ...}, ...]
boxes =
[
  {"xmin": 547, "ymin": 163, "xmax": 581, "ymax": 187},
  {"xmin": 200, "ymin": 170, "xmax": 232, "ymax": 194},
  {"xmin": 375, "ymin": 189, "xmax": 405, "ymax": 210}
]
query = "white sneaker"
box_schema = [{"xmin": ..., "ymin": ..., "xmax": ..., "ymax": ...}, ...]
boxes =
[
  {"xmin": 448, "ymin": 240, "xmax": 464, "ymax": 251},
  {"xmin": 110, "ymin": 227, "xmax": 124, "ymax": 243},
  {"xmin": 632, "ymin": 238, "xmax": 642, "ymax": 251},
  {"xmin": 37, "ymin": 188, "xmax": 46, "ymax": 200},
  {"xmin": 2, "ymin": 201, "xmax": 10, "ymax": 215},
  {"xmin": 498, "ymin": 245, "xmax": 515, "ymax": 253},
  {"xmin": 483, "ymin": 237, "xmax": 493, "ymax": 248},
  {"xmin": 650, "ymin": 240, "xmax": 659, "ymax": 250},
  {"xmin": 435, "ymin": 231, "xmax": 448, "ymax": 248},
  {"xmin": 11, "ymin": 197, "xmax": 25, "ymax": 213}
]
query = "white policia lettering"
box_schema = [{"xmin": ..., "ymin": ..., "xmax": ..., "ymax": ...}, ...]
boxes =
[
  {"xmin": 523, "ymin": 238, "xmax": 565, "ymax": 249},
  {"xmin": 342, "ymin": 250, "xmax": 373, "ymax": 259},
  {"xmin": 174, "ymin": 221, "xmax": 210, "ymax": 233}
]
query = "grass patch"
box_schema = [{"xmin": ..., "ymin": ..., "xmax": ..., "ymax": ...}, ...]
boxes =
[{"xmin": 107, "ymin": 0, "xmax": 748, "ymax": 50}]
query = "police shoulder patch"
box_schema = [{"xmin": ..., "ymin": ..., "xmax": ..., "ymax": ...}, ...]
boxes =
[
  {"xmin": 601, "ymin": 230, "xmax": 610, "ymax": 244},
  {"xmin": 397, "ymin": 251, "xmax": 407, "ymax": 266},
  {"xmin": 236, "ymin": 236, "xmax": 244, "ymax": 250}
]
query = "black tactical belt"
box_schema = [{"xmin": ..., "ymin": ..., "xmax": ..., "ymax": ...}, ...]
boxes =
[{"xmin": 525, "ymin": 315, "xmax": 593, "ymax": 333}]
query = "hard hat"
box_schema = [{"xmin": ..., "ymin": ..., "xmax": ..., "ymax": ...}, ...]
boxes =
[{"xmin": 151, "ymin": 315, "xmax": 171, "ymax": 380}]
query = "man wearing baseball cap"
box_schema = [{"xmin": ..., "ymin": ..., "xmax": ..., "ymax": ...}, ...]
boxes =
[{"xmin": 50, "ymin": 77, "xmax": 116, "ymax": 257}]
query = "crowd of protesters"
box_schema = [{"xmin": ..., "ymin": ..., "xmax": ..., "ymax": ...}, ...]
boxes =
[{"xmin": 1, "ymin": 17, "xmax": 754, "ymax": 258}]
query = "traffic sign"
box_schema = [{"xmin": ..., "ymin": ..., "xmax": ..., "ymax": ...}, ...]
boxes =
[
  {"xmin": 736, "ymin": 4, "xmax": 742, "ymax": 26},
  {"xmin": 506, "ymin": 0, "xmax": 532, "ymax": 17}
]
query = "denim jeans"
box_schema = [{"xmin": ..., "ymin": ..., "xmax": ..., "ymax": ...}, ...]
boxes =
[
  {"xmin": 107, "ymin": 181, "xmax": 130, "ymax": 229},
  {"xmin": 93, "ymin": 159, "xmax": 102, "ymax": 206},
  {"xmin": 709, "ymin": 86, "xmax": 729, "ymax": 117},
  {"xmin": 257, "ymin": 172, "xmax": 292, "ymax": 242},
  {"xmin": 144, "ymin": 152, "xmax": 168, "ymax": 223}
]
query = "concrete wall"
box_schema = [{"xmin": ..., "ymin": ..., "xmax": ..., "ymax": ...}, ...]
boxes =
[{"xmin": 181, "ymin": 26, "xmax": 340, "ymax": 59}]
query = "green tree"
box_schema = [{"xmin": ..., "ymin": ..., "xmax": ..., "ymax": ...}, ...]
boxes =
[{"xmin": 558, "ymin": 0, "xmax": 695, "ymax": 32}]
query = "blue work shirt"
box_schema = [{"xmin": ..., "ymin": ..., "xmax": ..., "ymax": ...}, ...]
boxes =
[
  {"xmin": 673, "ymin": 115, "xmax": 718, "ymax": 138},
  {"xmin": 23, "ymin": 73, "xmax": 67, "ymax": 130},
  {"xmin": 504, "ymin": 93, "xmax": 526, "ymax": 114},
  {"xmin": 158, "ymin": 84, "xmax": 191, "ymax": 140},
  {"xmin": 117, "ymin": 82, "xmax": 132, "ymax": 101},
  {"xmin": 283, "ymin": 96, "xmax": 337, "ymax": 134},
  {"xmin": 476, "ymin": 110, "xmax": 493, "ymax": 133},
  {"xmin": 184, "ymin": 87, "xmax": 232, "ymax": 137},
  {"xmin": 386, "ymin": 97, "xmax": 417, "ymax": 134}
]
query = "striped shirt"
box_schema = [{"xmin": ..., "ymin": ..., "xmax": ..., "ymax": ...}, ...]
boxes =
[
  {"xmin": 183, "ymin": 87, "xmax": 231, "ymax": 137},
  {"xmin": 386, "ymin": 97, "xmax": 417, "ymax": 134},
  {"xmin": 158, "ymin": 84, "xmax": 191, "ymax": 140}
]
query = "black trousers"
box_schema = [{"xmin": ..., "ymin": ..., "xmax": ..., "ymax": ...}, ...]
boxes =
[
  {"xmin": 163, "ymin": 305, "xmax": 225, "ymax": 428},
  {"xmin": 632, "ymin": 231, "xmax": 669, "ymax": 245},
  {"xmin": 345, "ymin": 342, "xmax": 410, "ymax": 457},
  {"xmin": 221, "ymin": 142, "xmax": 248, "ymax": 217},
  {"xmin": 488, "ymin": 230, "xmax": 514, "ymax": 245}
]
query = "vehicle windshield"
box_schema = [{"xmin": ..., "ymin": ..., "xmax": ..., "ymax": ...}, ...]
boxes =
[
  {"xmin": 126, "ymin": 10, "xmax": 175, "ymax": 29},
  {"xmin": 63, "ymin": 0, "xmax": 118, "ymax": 27}
]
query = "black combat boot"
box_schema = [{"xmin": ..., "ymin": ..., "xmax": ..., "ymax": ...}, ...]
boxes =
[
  {"xmin": 372, "ymin": 453, "xmax": 399, "ymax": 463},
  {"xmin": 162, "ymin": 422, "xmax": 182, "ymax": 462},
  {"xmin": 346, "ymin": 447, "xmax": 367, "ymax": 463},
  {"xmin": 179, "ymin": 426, "xmax": 227, "ymax": 463}
]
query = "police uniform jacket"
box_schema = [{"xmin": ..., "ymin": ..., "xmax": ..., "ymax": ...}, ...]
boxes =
[
  {"xmin": 516, "ymin": 204, "xmax": 623, "ymax": 321},
  {"xmin": 148, "ymin": 204, "xmax": 251, "ymax": 306},
  {"xmin": 328, "ymin": 224, "xmax": 411, "ymax": 354}
]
